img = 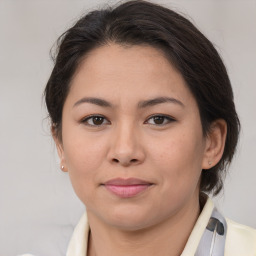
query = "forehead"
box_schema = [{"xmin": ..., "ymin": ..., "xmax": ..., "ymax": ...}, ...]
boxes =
[
  {"xmin": 76, "ymin": 43, "xmax": 176, "ymax": 81},
  {"xmin": 68, "ymin": 43, "xmax": 196, "ymax": 108}
]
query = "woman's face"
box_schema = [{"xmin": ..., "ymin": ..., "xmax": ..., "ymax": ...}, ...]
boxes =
[{"xmin": 57, "ymin": 44, "xmax": 211, "ymax": 231}]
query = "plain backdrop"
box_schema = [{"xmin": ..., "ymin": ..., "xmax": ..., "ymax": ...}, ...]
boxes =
[{"xmin": 0, "ymin": 0, "xmax": 255, "ymax": 255}]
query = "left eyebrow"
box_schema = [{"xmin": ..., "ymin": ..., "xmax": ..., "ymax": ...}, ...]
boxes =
[{"xmin": 137, "ymin": 97, "xmax": 184, "ymax": 108}]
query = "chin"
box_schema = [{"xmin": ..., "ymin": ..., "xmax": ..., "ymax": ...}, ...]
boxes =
[{"xmin": 100, "ymin": 204, "xmax": 159, "ymax": 231}]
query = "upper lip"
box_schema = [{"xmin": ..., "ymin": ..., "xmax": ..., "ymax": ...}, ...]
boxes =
[{"xmin": 103, "ymin": 178, "xmax": 153, "ymax": 186}]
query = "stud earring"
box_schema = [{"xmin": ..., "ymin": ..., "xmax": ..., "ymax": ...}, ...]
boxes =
[
  {"xmin": 208, "ymin": 161, "xmax": 212, "ymax": 166},
  {"xmin": 61, "ymin": 165, "xmax": 64, "ymax": 170}
]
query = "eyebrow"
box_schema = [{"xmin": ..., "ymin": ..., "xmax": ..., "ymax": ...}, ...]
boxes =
[
  {"xmin": 73, "ymin": 97, "xmax": 112, "ymax": 108},
  {"xmin": 73, "ymin": 96, "xmax": 184, "ymax": 108},
  {"xmin": 137, "ymin": 96, "xmax": 184, "ymax": 108}
]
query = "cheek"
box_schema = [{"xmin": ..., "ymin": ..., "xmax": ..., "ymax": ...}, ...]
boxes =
[
  {"xmin": 61, "ymin": 128, "xmax": 108, "ymax": 199},
  {"xmin": 64, "ymin": 139, "xmax": 104, "ymax": 171},
  {"xmin": 150, "ymin": 130, "xmax": 204, "ymax": 191},
  {"xmin": 62, "ymin": 118, "xmax": 108, "ymax": 170},
  {"xmin": 149, "ymin": 135, "xmax": 204, "ymax": 212}
]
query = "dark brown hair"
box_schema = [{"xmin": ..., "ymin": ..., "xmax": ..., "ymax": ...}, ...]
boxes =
[{"xmin": 45, "ymin": 0, "xmax": 240, "ymax": 195}]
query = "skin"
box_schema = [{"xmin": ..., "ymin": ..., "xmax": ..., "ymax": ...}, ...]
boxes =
[{"xmin": 55, "ymin": 44, "xmax": 227, "ymax": 256}]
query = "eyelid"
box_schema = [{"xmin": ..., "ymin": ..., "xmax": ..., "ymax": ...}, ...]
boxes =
[
  {"xmin": 80, "ymin": 114, "xmax": 110, "ymax": 126},
  {"xmin": 144, "ymin": 114, "xmax": 176, "ymax": 125},
  {"xmin": 80, "ymin": 114, "xmax": 176, "ymax": 127}
]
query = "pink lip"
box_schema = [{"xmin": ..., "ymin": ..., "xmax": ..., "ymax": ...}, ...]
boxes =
[{"xmin": 103, "ymin": 178, "xmax": 153, "ymax": 198}]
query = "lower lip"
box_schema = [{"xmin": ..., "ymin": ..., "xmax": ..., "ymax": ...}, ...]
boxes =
[{"xmin": 104, "ymin": 184, "xmax": 151, "ymax": 198}]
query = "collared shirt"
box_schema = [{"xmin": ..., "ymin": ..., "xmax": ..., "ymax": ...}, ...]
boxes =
[
  {"xmin": 66, "ymin": 197, "xmax": 256, "ymax": 256},
  {"xmin": 20, "ymin": 197, "xmax": 256, "ymax": 256}
]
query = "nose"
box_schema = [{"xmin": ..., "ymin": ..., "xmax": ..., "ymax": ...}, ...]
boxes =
[{"xmin": 107, "ymin": 122, "xmax": 145, "ymax": 167}]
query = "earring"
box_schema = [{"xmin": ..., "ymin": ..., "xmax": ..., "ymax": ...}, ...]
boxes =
[
  {"xmin": 208, "ymin": 161, "xmax": 212, "ymax": 166},
  {"xmin": 61, "ymin": 165, "xmax": 64, "ymax": 170}
]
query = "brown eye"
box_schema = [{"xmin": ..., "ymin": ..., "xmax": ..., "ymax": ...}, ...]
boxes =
[
  {"xmin": 146, "ymin": 115, "xmax": 175, "ymax": 126},
  {"xmin": 92, "ymin": 116, "xmax": 104, "ymax": 125},
  {"xmin": 153, "ymin": 116, "xmax": 165, "ymax": 124},
  {"xmin": 81, "ymin": 115, "xmax": 109, "ymax": 126}
]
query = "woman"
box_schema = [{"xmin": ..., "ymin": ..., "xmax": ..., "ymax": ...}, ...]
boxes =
[{"xmin": 27, "ymin": 0, "xmax": 256, "ymax": 255}]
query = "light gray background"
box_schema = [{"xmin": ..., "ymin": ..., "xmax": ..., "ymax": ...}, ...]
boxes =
[{"xmin": 0, "ymin": 0, "xmax": 255, "ymax": 255}]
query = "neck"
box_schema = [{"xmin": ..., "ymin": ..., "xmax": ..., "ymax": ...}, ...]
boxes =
[{"xmin": 87, "ymin": 195, "xmax": 201, "ymax": 256}]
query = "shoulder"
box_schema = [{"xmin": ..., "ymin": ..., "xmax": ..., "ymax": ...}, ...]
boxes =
[{"xmin": 225, "ymin": 218, "xmax": 256, "ymax": 255}]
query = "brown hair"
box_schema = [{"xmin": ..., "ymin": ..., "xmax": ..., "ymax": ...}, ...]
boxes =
[{"xmin": 45, "ymin": 0, "xmax": 240, "ymax": 195}]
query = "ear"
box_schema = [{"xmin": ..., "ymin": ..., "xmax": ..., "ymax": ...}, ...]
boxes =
[
  {"xmin": 52, "ymin": 125, "xmax": 68, "ymax": 172},
  {"xmin": 202, "ymin": 119, "xmax": 227, "ymax": 169}
]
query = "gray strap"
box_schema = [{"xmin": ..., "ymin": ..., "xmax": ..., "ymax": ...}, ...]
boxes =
[{"xmin": 195, "ymin": 208, "xmax": 227, "ymax": 256}]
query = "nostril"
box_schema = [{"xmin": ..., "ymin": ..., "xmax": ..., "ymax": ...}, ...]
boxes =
[{"xmin": 112, "ymin": 158, "xmax": 138, "ymax": 164}]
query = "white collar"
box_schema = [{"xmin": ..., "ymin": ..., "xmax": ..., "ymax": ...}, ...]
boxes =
[{"xmin": 66, "ymin": 197, "xmax": 214, "ymax": 256}]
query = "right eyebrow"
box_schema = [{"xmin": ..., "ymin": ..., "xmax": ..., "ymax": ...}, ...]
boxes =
[{"xmin": 73, "ymin": 97, "xmax": 113, "ymax": 108}]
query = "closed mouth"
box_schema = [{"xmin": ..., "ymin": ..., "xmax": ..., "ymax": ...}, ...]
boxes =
[{"xmin": 102, "ymin": 178, "xmax": 154, "ymax": 198}]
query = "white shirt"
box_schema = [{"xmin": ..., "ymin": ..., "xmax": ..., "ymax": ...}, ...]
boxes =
[
  {"xmin": 20, "ymin": 197, "xmax": 256, "ymax": 256},
  {"xmin": 66, "ymin": 197, "xmax": 256, "ymax": 256}
]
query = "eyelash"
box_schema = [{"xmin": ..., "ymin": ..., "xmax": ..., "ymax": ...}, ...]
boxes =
[{"xmin": 80, "ymin": 114, "xmax": 176, "ymax": 127}]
